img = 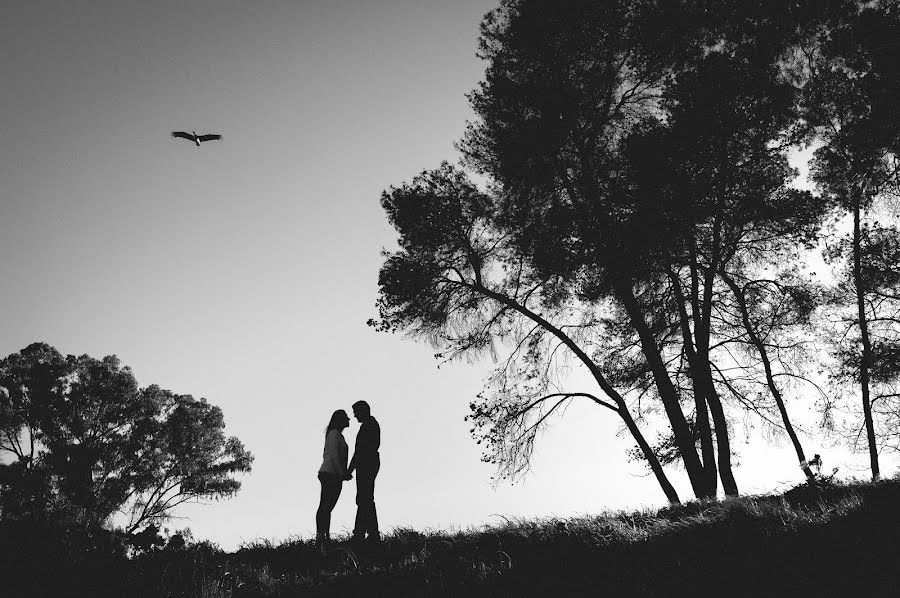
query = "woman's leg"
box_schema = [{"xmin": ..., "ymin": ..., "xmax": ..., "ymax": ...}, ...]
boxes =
[
  {"xmin": 316, "ymin": 474, "xmax": 329, "ymax": 540},
  {"xmin": 316, "ymin": 473, "xmax": 342, "ymax": 540}
]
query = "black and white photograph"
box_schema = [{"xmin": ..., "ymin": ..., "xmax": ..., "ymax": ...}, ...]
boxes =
[{"xmin": 2, "ymin": 1, "xmax": 900, "ymax": 596}]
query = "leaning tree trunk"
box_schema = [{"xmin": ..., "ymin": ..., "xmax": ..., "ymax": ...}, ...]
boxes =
[
  {"xmin": 470, "ymin": 281, "xmax": 682, "ymax": 504},
  {"xmin": 722, "ymin": 273, "xmax": 817, "ymax": 484},
  {"xmin": 616, "ymin": 396, "xmax": 681, "ymax": 504},
  {"xmin": 617, "ymin": 282, "xmax": 712, "ymax": 499}
]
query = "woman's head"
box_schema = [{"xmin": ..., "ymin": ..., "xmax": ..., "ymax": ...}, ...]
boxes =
[{"xmin": 326, "ymin": 409, "xmax": 350, "ymax": 433}]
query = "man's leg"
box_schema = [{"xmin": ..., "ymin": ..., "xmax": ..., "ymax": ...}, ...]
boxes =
[
  {"xmin": 364, "ymin": 471, "xmax": 379, "ymax": 540},
  {"xmin": 354, "ymin": 469, "xmax": 378, "ymax": 539},
  {"xmin": 367, "ymin": 462, "xmax": 380, "ymax": 539}
]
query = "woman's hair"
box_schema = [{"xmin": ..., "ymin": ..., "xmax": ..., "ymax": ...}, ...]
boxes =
[{"xmin": 325, "ymin": 409, "xmax": 348, "ymax": 434}]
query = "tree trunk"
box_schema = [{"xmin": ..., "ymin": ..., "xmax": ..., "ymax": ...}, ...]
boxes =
[
  {"xmin": 670, "ymin": 270, "xmax": 718, "ymax": 497},
  {"xmin": 618, "ymin": 402, "xmax": 681, "ymax": 504},
  {"xmin": 693, "ymin": 387, "xmax": 718, "ymax": 497},
  {"xmin": 701, "ymin": 374, "xmax": 739, "ymax": 496},
  {"xmin": 852, "ymin": 195, "xmax": 880, "ymax": 480},
  {"xmin": 469, "ymin": 281, "xmax": 683, "ymax": 503},
  {"xmin": 722, "ymin": 273, "xmax": 817, "ymax": 484},
  {"xmin": 695, "ymin": 219, "xmax": 738, "ymax": 496},
  {"xmin": 616, "ymin": 281, "xmax": 711, "ymax": 499}
]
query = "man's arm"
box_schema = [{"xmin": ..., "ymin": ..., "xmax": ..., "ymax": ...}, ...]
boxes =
[
  {"xmin": 348, "ymin": 427, "xmax": 362, "ymax": 474},
  {"xmin": 349, "ymin": 420, "xmax": 379, "ymax": 472}
]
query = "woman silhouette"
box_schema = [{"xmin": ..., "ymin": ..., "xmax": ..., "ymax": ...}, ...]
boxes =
[{"xmin": 316, "ymin": 409, "xmax": 352, "ymax": 549}]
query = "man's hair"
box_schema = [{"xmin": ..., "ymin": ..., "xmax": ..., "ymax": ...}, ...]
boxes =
[{"xmin": 352, "ymin": 400, "xmax": 371, "ymax": 416}]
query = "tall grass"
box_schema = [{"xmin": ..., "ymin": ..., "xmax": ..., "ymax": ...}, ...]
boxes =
[{"xmin": 2, "ymin": 477, "xmax": 899, "ymax": 597}]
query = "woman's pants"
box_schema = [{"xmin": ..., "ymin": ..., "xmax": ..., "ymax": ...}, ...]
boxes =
[{"xmin": 316, "ymin": 471, "xmax": 343, "ymax": 540}]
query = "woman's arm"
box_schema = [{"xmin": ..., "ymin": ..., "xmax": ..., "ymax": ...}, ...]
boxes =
[
  {"xmin": 339, "ymin": 436, "xmax": 350, "ymax": 479},
  {"xmin": 323, "ymin": 431, "xmax": 345, "ymax": 475},
  {"xmin": 347, "ymin": 437, "xmax": 357, "ymax": 475}
]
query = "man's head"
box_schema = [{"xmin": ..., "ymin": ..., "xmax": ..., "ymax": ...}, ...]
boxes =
[{"xmin": 352, "ymin": 400, "xmax": 371, "ymax": 422}]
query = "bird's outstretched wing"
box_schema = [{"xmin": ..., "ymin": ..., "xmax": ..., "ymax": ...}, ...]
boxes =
[
  {"xmin": 197, "ymin": 134, "xmax": 222, "ymax": 142},
  {"xmin": 171, "ymin": 131, "xmax": 195, "ymax": 141}
]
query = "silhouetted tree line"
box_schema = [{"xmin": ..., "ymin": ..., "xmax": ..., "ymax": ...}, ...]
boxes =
[
  {"xmin": 0, "ymin": 342, "xmax": 252, "ymax": 536},
  {"xmin": 371, "ymin": 0, "xmax": 900, "ymax": 503}
]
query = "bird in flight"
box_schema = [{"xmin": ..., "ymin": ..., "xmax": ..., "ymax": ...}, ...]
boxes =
[{"xmin": 171, "ymin": 130, "xmax": 223, "ymax": 147}]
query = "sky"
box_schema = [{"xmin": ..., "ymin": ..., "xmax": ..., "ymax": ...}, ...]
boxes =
[{"xmin": 1, "ymin": 0, "xmax": 896, "ymax": 551}]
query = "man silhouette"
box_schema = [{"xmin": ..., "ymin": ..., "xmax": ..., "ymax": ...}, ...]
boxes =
[{"xmin": 348, "ymin": 400, "xmax": 380, "ymax": 543}]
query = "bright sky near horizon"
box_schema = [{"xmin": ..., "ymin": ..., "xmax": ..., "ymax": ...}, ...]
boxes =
[{"xmin": 2, "ymin": 0, "xmax": 896, "ymax": 551}]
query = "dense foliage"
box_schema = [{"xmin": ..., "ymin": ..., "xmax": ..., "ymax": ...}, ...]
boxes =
[
  {"xmin": 0, "ymin": 342, "xmax": 253, "ymax": 533},
  {"xmin": 372, "ymin": 0, "xmax": 900, "ymax": 501}
]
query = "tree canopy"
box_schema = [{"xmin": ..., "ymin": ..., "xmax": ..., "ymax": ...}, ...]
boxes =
[
  {"xmin": 0, "ymin": 342, "xmax": 253, "ymax": 533},
  {"xmin": 373, "ymin": 0, "xmax": 900, "ymax": 501}
]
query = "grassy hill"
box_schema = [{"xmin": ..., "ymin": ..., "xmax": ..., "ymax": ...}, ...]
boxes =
[{"xmin": 3, "ymin": 477, "xmax": 899, "ymax": 597}]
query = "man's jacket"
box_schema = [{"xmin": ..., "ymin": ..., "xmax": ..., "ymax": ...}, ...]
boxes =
[{"xmin": 350, "ymin": 416, "xmax": 380, "ymax": 472}]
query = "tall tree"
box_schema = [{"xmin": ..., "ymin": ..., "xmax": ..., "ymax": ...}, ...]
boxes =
[
  {"xmin": 459, "ymin": 0, "xmax": 722, "ymax": 499},
  {"xmin": 0, "ymin": 343, "xmax": 253, "ymax": 532},
  {"xmin": 796, "ymin": 3, "xmax": 900, "ymax": 479},
  {"xmin": 661, "ymin": 42, "xmax": 830, "ymax": 488},
  {"xmin": 373, "ymin": 164, "xmax": 681, "ymax": 503},
  {"xmin": 375, "ymin": 0, "xmax": 845, "ymax": 501},
  {"xmin": 718, "ymin": 272, "xmax": 822, "ymax": 484},
  {"xmin": 858, "ymin": 224, "xmax": 900, "ymax": 454},
  {"xmin": 459, "ymin": 0, "xmax": 832, "ymax": 497}
]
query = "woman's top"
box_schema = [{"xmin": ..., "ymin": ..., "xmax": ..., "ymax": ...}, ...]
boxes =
[{"xmin": 318, "ymin": 429, "xmax": 348, "ymax": 476}]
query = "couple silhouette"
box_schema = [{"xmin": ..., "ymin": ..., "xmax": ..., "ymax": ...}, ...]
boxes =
[{"xmin": 315, "ymin": 400, "xmax": 380, "ymax": 550}]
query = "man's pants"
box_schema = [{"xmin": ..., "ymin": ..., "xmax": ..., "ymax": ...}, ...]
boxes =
[{"xmin": 353, "ymin": 463, "xmax": 379, "ymax": 539}]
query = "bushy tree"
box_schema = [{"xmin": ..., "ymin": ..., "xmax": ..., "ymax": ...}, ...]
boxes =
[{"xmin": 0, "ymin": 343, "xmax": 253, "ymax": 533}]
